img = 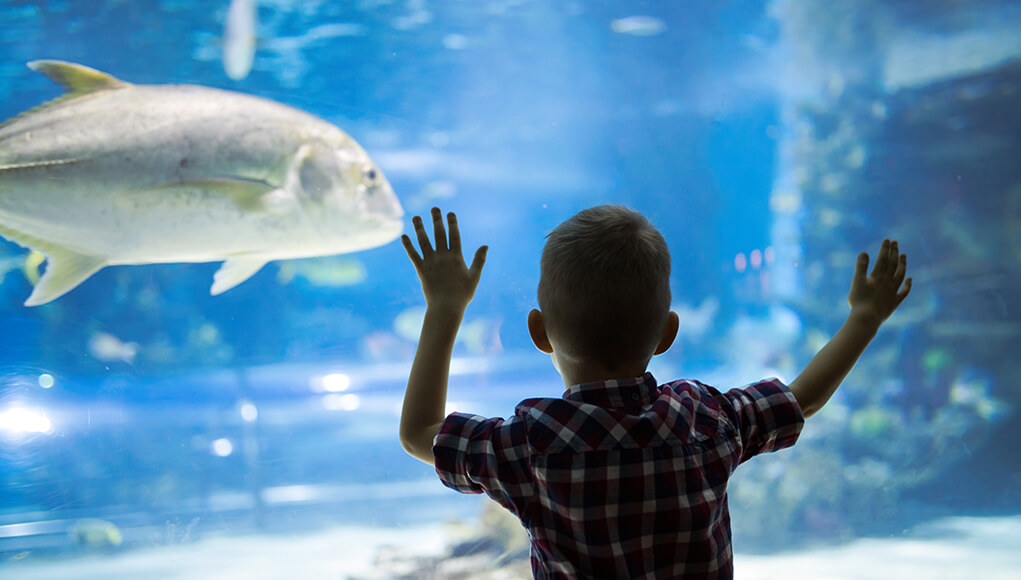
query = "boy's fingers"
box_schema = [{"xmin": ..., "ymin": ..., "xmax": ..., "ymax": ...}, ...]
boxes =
[
  {"xmin": 887, "ymin": 240, "xmax": 900, "ymax": 277},
  {"xmin": 413, "ymin": 215, "xmax": 433, "ymax": 256},
  {"xmin": 893, "ymin": 253, "xmax": 907, "ymax": 285},
  {"xmin": 401, "ymin": 234, "xmax": 423, "ymax": 267},
  {"xmin": 871, "ymin": 239, "xmax": 889, "ymax": 277},
  {"xmin": 469, "ymin": 245, "xmax": 488, "ymax": 282},
  {"xmin": 447, "ymin": 212, "xmax": 462, "ymax": 254},
  {"xmin": 431, "ymin": 207, "xmax": 448, "ymax": 252},
  {"xmin": 854, "ymin": 252, "xmax": 869, "ymax": 281},
  {"xmin": 897, "ymin": 277, "xmax": 913, "ymax": 305}
]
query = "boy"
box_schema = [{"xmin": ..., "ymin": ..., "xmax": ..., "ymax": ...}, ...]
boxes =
[{"xmin": 399, "ymin": 205, "xmax": 911, "ymax": 579}]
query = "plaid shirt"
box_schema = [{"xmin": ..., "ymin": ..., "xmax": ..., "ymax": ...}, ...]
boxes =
[{"xmin": 433, "ymin": 373, "xmax": 804, "ymax": 579}]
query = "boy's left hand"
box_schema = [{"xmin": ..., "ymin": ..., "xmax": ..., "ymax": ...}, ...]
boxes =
[{"xmin": 402, "ymin": 207, "xmax": 488, "ymax": 313}]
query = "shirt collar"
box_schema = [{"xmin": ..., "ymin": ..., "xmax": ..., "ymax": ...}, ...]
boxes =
[{"xmin": 562, "ymin": 372, "xmax": 659, "ymax": 408}]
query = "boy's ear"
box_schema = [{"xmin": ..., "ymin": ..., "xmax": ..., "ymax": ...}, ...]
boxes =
[
  {"xmin": 528, "ymin": 309, "xmax": 554, "ymax": 354},
  {"xmin": 653, "ymin": 311, "xmax": 679, "ymax": 355}
]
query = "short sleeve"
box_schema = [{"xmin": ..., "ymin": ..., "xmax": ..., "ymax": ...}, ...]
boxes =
[
  {"xmin": 722, "ymin": 379, "xmax": 805, "ymax": 463},
  {"xmin": 433, "ymin": 412, "xmax": 533, "ymax": 514}
]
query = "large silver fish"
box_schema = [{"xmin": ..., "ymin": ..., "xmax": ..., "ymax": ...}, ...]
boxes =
[{"xmin": 0, "ymin": 61, "xmax": 403, "ymax": 306}]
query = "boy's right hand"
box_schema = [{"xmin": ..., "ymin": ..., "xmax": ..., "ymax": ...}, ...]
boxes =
[
  {"xmin": 402, "ymin": 207, "xmax": 488, "ymax": 314},
  {"xmin": 848, "ymin": 239, "xmax": 912, "ymax": 327}
]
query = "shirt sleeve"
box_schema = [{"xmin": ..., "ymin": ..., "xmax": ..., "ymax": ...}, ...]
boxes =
[
  {"xmin": 721, "ymin": 378, "xmax": 805, "ymax": 463},
  {"xmin": 432, "ymin": 412, "xmax": 534, "ymax": 515}
]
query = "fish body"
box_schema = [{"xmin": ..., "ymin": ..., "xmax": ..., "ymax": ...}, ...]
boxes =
[
  {"xmin": 69, "ymin": 518, "xmax": 123, "ymax": 547},
  {"xmin": 276, "ymin": 255, "xmax": 367, "ymax": 287},
  {"xmin": 88, "ymin": 331, "xmax": 140, "ymax": 364},
  {"xmin": 0, "ymin": 61, "xmax": 402, "ymax": 306}
]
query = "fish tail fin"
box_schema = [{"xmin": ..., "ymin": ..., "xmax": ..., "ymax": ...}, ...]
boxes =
[
  {"xmin": 0, "ymin": 222, "xmax": 104, "ymax": 306},
  {"xmin": 26, "ymin": 247, "xmax": 104, "ymax": 307}
]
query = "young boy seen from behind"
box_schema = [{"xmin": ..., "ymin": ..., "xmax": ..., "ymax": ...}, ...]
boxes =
[{"xmin": 399, "ymin": 205, "xmax": 911, "ymax": 579}]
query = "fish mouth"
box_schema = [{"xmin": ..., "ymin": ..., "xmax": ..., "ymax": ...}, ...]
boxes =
[
  {"xmin": 377, "ymin": 214, "xmax": 405, "ymax": 241},
  {"xmin": 363, "ymin": 182, "xmax": 404, "ymax": 220}
]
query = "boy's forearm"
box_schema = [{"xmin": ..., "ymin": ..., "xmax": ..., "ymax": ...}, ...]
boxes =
[
  {"xmin": 399, "ymin": 305, "xmax": 465, "ymax": 464},
  {"xmin": 788, "ymin": 310, "xmax": 881, "ymax": 418}
]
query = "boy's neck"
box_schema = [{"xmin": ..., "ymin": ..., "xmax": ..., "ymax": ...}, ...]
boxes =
[{"xmin": 555, "ymin": 355, "xmax": 651, "ymax": 389}]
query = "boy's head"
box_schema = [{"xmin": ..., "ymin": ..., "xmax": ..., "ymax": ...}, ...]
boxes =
[{"xmin": 532, "ymin": 205, "xmax": 675, "ymax": 375}]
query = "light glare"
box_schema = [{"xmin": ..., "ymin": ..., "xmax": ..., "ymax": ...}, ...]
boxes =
[
  {"xmin": 322, "ymin": 373, "xmax": 351, "ymax": 392},
  {"xmin": 322, "ymin": 393, "xmax": 360, "ymax": 411},
  {"xmin": 750, "ymin": 249, "xmax": 763, "ymax": 269},
  {"xmin": 240, "ymin": 402, "xmax": 258, "ymax": 422},
  {"xmin": 212, "ymin": 438, "xmax": 234, "ymax": 457},
  {"xmin": 0, "ymin": 407, "xmax": 53, "ymax": 434},
  {"xmin": 734, "ymin": 253, "xmax": 747, "ymax": 273}
]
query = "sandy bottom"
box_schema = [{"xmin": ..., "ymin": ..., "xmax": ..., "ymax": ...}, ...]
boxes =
[
  {"xmin": 737, "ymin": 516, "xmax": 1021, "ymax": 580},
  {"xmin": 3, "ymin": 515, "xmax": 1019, "ymax": 579}
]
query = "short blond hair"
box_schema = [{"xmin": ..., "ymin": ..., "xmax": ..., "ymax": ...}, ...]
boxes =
[{"xmin": 537, "ymin": 205, "xmax": 671, "ymax": 371}]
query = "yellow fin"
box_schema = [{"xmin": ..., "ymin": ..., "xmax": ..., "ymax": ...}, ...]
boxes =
[
  {"xmin": 26, "ymin": 246, "xmax": 103, "ymax": 307},
  {"xmin": 27, "ymin": 60, "xmax": 128, "ymax": 95},
  {"xmin": 0, "ymin": 61, "xmax": 129, "ymax": 132},
  {"xmin": 23, "ymin": 250, "xmax": 45, "ymax": 285},
  {"xmin": 134, "ymin": 178, "xmax": 290, "ymax": 213},
  {"xmin": 0, "ymin": 222, "xmax": 104, "ymax": 306}
]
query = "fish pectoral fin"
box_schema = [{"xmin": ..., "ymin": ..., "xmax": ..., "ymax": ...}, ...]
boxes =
[
  {"xmin": 27, "ymin": 60, "xmax": 128, "ymax": 95},
  {"xmin": 26, "ymin": 248, "xmax": 104, "ymax": 307},
  {"xmin": 145, "ymin": 179, "xmax": 292, "ymax": 213},
  {"xmin": 211, "ymin": 257, "xmax": 268, "ymax": 295}
]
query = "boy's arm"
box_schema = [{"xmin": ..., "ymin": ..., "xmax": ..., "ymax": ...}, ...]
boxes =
[
  {"xmin": 399, "ymin": 208, "xmax": 488, "ymax": 465},
  {"xmin": 789, "ymin": 239, "xmax": 911, "ymax": 418}
]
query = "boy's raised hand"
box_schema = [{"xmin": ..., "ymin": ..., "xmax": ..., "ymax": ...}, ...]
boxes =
[
  {"xmin": 848, "ymin": 239, "xmax": 912, "ymax": 326},
  {"xmin": 402, "ymin": 207, "xmax": 488, "ymax": 313}
]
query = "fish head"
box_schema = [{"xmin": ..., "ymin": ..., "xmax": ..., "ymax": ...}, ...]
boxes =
[{"xmin": 290, "ymin": 139, "xmax": 404, "ymax": 254}]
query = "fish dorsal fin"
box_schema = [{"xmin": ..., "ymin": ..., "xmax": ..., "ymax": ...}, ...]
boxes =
[
  {"xmin": 27, "ymin": 60, "xmax": 128, "ymax": 95},
  {"xmin": 0, "ymin": 61, "xmax": 130, "ymax": 133}
]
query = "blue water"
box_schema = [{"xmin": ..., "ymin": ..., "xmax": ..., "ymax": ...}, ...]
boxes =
[{"xmin": 1, "ymin": 0, "xmax": 1019, "ymax": 576}]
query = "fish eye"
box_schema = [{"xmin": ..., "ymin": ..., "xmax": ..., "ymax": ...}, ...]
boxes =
[{"xmin": 362, "ymin": 166, "xmax": 378, "ymax": 185}]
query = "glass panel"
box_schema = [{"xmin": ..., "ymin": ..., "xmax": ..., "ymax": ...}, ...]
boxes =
[{"xmin": 1, "ymin": 1, "xmax": 1017, "ymax": 578}]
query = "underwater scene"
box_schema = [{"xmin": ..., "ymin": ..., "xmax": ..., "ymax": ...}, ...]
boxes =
[{"xmin": 0, "ymin": 0, "xmax": 1018, "ymax": 578}]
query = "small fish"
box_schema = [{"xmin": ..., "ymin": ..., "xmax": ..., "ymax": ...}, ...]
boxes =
[
  {"xmin": 393, "ymin": 306, "xmax": 502, "ymax": 354},
  {"xmin": 393, "ymin": 305, "xmax": 427, "ymax": 342},
  {"xmin": 262, "ymin": 22, "xmax": 368, "ymax": 54},
  {"xmin": 223, "ymin": 0, "xmax": 257, "ymax": 80},
  {"xmin": 69, "ymin": 518, "xmax": 123, "ymax": 547},
  {"xmin": 610, "ymin": 16, "xmax": 666, "ymax": 37},
  {"xmin": 276, "ymin": 256, "xmax": 367, "ymax": 287},
  {"xmin": 458, "ymin": 317, "xmax": 503, "ymax": 355},
  {"xmin": 672, "ymin": 297, "xmax": 719, "ymax": 340},
  {"xmin": 88, "ymin": 331, "xmax": 140, "ymax": 364},
  {"xmin": 6, "ymin": 551, "xmax": 30, "ymax": 562},
  {"xmin": 0, "ymin": 61, "xmax": 403, "ymax": 306}
]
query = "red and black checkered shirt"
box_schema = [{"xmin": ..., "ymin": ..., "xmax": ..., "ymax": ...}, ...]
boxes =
[{"xmin": 433, "ymin": 373, "xmax": 804, "ymax": 579}]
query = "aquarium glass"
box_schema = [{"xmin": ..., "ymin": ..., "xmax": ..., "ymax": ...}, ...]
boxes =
[{"xmin": 1, "ymin": 0, "xmax": 1018, "ymax": 578}]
